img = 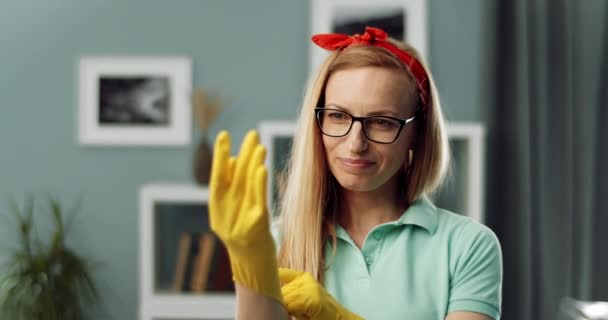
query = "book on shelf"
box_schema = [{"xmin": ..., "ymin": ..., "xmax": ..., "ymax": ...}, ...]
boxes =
[
  {"xmin": 206, "ymin": 235, "xmax": 234, "ymax": 292},
  {"xmin": 172, "ymin": 231, "xmax": 234, "ymax": 293},
  {"xmin": 173, "ymin": 232, "xmax": 202, "ymax": 292},
  {"xmin": 172, "ymin": 232, "xmax": 192, "ymax": 292},
  {"xmin": 191, "ymin": 233, "xmax": 216, "ymax": 292}
]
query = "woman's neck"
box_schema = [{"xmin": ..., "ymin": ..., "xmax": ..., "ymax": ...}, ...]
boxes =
[{"xmin": 337, "ymin": 175, "xmax": 407, "ymax": 238}]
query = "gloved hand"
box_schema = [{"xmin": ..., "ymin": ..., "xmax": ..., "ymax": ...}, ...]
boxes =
[
  {"xmin": 209, "ymin": 130, "xmax": 282, "ymax": 303},
  {"xmin": 278, "ymin": 268, "xmax": 364, "ymax": 320}
]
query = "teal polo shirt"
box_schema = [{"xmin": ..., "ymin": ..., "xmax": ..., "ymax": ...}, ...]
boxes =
[{"xmin": 273, "ymin": 197, "xmax": 502, "ymax": 320}]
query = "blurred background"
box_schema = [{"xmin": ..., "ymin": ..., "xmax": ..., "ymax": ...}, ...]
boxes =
[{"xmin": 0, "ymin": 0, "xmax": 606, "ymax": 319}]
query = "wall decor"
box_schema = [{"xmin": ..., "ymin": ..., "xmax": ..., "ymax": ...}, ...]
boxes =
[
  {"xmin": 78, "ymin": 56, "xmax": 192, "ymax": 146},
  {"xmin": 309, "ymin": 0, "xmax": 428, "ymax": 75}
]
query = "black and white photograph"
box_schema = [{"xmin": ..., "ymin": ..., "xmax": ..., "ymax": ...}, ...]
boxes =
[
  {"xmin": 434, "ymin": 124, "xmax": 485, "ymax": 223},
  {"xmin": 78, "ymin": 57, "xmax": 191, "ymax": 146},
  {"xmin": 310, "ymin": 0, "xmax": 427, "ymax": 75},
  {"xmin": 99, "ymin": 77, "xmax": 170, "ymax": 125},
  {"xmin": 332, "ymin": 6, "xmax": 405, "ymax": 40},
  {"xmin": 258, "ymin": 121, "xmax": 297, "ymax": 216},
  {"xmin": 433, "ymin": 139, "xmax": 470, "ymax": 216},
  {"xmin": 270, "ymin": 135, "xmax": 293, "ymax": 215}
]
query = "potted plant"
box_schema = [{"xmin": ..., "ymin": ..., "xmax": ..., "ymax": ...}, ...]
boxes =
[{"xmin": 0, "ymin": 194, "xmax": 103, "ymax": 320}]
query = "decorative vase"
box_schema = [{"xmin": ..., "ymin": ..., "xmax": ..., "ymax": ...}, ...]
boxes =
[{"xmin": 194, "ymin": 136, "xmax": 213, "ymax": 185}]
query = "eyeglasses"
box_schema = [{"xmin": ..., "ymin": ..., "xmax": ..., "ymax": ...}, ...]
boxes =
[{"xmin": 315, "ymin": 107, "xmax": 416, "ymax": 144}]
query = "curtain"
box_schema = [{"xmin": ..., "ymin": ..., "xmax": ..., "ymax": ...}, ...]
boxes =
[{"xmin": 485, "ymin": 0, "xmax": 608, "ymax": 319}]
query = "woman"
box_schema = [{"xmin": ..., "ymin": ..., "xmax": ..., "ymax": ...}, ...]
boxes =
[{"xmin": 209, "ymin": 26, "xmax": 502, "ymax": 320}]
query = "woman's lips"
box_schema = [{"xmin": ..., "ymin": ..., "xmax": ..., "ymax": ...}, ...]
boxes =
[{"xmin": 338, "ymin": 157, "xmax": 375, "ymax": 170}]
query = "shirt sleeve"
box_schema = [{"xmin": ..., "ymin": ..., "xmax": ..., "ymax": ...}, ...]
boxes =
[{"xmin": 447, "ymin": 221, "xmax": 503, "ymax": 319}]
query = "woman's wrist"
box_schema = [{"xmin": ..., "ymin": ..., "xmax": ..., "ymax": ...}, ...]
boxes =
[{"xmin": 227, "ymin": 234, "xmax": 283, "ymax": 303}]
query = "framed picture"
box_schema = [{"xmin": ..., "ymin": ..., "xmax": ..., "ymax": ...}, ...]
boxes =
[
  {"xmin": 258, "ymin": 121, "xmax": 296, "ymax": 216},
  {"xmin": 78, "ymin": 56, "xmax": 192, "ymax": 146},
  {"xmin": 433, "ymin": 123, "xmax": 485, "ymax": 223},
  {"xmin": 310, "ymin": 0, "xmax": 428, "ymax": 75},
  {"xmin": 258, "ymin": 121, "xmax": 486, "ymax": 223}
]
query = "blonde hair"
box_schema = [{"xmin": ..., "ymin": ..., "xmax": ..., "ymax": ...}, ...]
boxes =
[{"xmin": 277, "ymin": 40, "xmax": 450, "ymax": 282}]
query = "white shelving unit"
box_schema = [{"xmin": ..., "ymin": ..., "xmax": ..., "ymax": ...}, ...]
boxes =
[{"xmin": 139, "ymin": 183, "xmax": 236, "ymax": 320}]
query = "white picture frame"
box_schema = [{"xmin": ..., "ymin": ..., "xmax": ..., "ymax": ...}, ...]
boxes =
[
  {"xmin": 434, "ymin": 123, "xmax": 485, "ymax": 223},
  {"xmin": 78, "ymin": 56, "xmax": 192, "ymax": 146},
  {"xmin": 310, "ymin": 0, "xmax": 428, "ymax": 76},
  {"xmin": 258, "ymin": 121, "xmax": 486, "ymax": 223},
  {"xmin": 258, "ymin": 121, "xmax": 297, "ymax": 216}
]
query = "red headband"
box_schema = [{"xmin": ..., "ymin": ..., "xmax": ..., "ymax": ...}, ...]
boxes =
[{"xmin": 312, "ymin": 26, "xmax": 430, "ymax": 111}]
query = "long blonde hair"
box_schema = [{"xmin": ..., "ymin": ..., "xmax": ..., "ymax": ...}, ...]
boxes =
[{"xmin": 277, "ymin": 40, "xmax": 450, "ymax": 282}]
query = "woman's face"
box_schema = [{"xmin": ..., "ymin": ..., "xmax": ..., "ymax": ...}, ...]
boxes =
[{"xmin": 321, "ymin": 66, "xmax": 418, "ymax": 193}]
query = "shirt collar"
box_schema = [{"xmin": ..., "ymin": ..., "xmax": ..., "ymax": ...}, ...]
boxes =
[
  {"xmin": 334, "ymin": 196, "xmax": 439, "ymax": 241},
  {"xmin": 391, "ymin": 196, "xmax": 438, "ymax": 234}
]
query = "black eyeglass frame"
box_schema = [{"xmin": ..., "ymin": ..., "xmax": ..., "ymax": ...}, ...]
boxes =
[{"xmin": 314, "ymin": 107, "xmax": 417, "ymax": 144}]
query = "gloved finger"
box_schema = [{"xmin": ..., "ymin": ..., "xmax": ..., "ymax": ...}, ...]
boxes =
[
  {"xmin": 281, "ymin": 287, "xmax": 308, "ymax": 317},
  {"xmin": 254, "ymin": 165, "xmax": 268, "ymax": 212},
  {"xmin": 210, "ymin": 131, "xmax": 231, "ymax": 194},
  {"xmin": 245, "ymin": 145, "xmax": 266, "ymax": 207},
  {"xmin": 227, "ymin": 156, "xmax": 236, "ymax": 182},
  {"xmin": 280, "ymin": 278, "xmax": 304, "ymax": 300},
  {"xmin": 232, "ymin": 130, "xmax": 259, "ymax": 193},
  {"xmin": 278, "ymin": 268, "xmax": 304, "ymax": 284},
  {"xmin": 241, "ymin": 165, "xmax": 270, "ymax": 232}
]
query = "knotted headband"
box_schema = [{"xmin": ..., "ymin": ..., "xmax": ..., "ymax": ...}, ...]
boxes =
[{"xmin": 312, "ymin": 26, "xmax": 430, "ymax": 111}]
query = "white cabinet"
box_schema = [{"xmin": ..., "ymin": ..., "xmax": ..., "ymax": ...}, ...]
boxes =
[{"xmin": 139, "ymin": 183, "xmax": 235, "ymax": 320}]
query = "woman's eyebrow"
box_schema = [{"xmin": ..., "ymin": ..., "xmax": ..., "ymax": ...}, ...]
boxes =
[
  {"xmin": 325, "ymin": 103, "xmax": 402, "ymax": 117},
  {"xmin": 366, "ymin": 110, "xmax": 402, "ymax": 117},
  {"xmin": 324, "ymin": 103, "xmax": 347, "ymax": 110}
]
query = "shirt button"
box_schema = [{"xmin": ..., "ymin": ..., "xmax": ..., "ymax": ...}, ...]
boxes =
[
  {"xmin": 372, "ymin": 231, "xmax": 383, "ymax": 240},
  {"xmin": 365, "ymin": 256, "xmax": 374, "ymax": 265}
]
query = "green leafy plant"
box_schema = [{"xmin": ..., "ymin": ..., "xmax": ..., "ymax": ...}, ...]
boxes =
[{"xmin": 0, "ymin": 194, "xmax": 102, "ymax": 320}]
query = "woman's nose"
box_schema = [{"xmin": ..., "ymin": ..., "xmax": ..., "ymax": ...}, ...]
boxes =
[{"xmin": 346, "ymin": 121, "xmax": 368, "ymax": 152}]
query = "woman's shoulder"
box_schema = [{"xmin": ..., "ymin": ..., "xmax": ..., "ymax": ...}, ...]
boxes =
[
  {"xmin": 430, "ymin": 208, "xmax": 503, "ymax": 319},
  {"xmin": 432, "ymin": 205, "xmax": 500, "ymax": 250},
  {"xmin": 412, "ymin": 197, "xmax": 492, "ymax": 236}
]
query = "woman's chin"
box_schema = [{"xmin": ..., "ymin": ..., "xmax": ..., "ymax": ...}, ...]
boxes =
[{"xmin": 335, "ymin": 176, "xmax": 378, "ymax": 193}]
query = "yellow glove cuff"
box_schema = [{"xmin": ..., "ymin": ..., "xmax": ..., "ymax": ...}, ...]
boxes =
[{"xmin": 228, "ymin": 233, "xmax": 283, "ymax": 304}]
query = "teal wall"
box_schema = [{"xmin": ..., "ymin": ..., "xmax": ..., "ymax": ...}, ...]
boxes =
[{"xmin": 0, "ymin": 1, "xmax": 492, "ymax": 319}]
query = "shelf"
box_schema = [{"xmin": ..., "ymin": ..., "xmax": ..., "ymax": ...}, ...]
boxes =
[
  {"xmin": 139, "ymin": 183, "xmax": 236, "ymax": 320},
  {"xmin": 141, "ymin": 294, "xmax": 235, "ymax": 319}
]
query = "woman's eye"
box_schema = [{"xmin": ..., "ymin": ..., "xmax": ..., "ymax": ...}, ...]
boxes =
[
  {"xmin": 328, "ymin": 112, "xmax": 345, "ymax": 120},
  {"xmin": 373, "ymin": 119, "xmax": 389, "ymax": 126},
  {"xmin": 370, "ymin": 118, "xmax": 398, "ymax": 128}
]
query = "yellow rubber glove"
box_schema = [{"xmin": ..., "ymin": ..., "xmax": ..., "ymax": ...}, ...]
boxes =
[
  {"xmin": 278, "ymin": 268, "xmax": 365, "ymax": 320},
  {"xmin": 209, "ymin": 130, "xmax": 282, "ymax": 303}
]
